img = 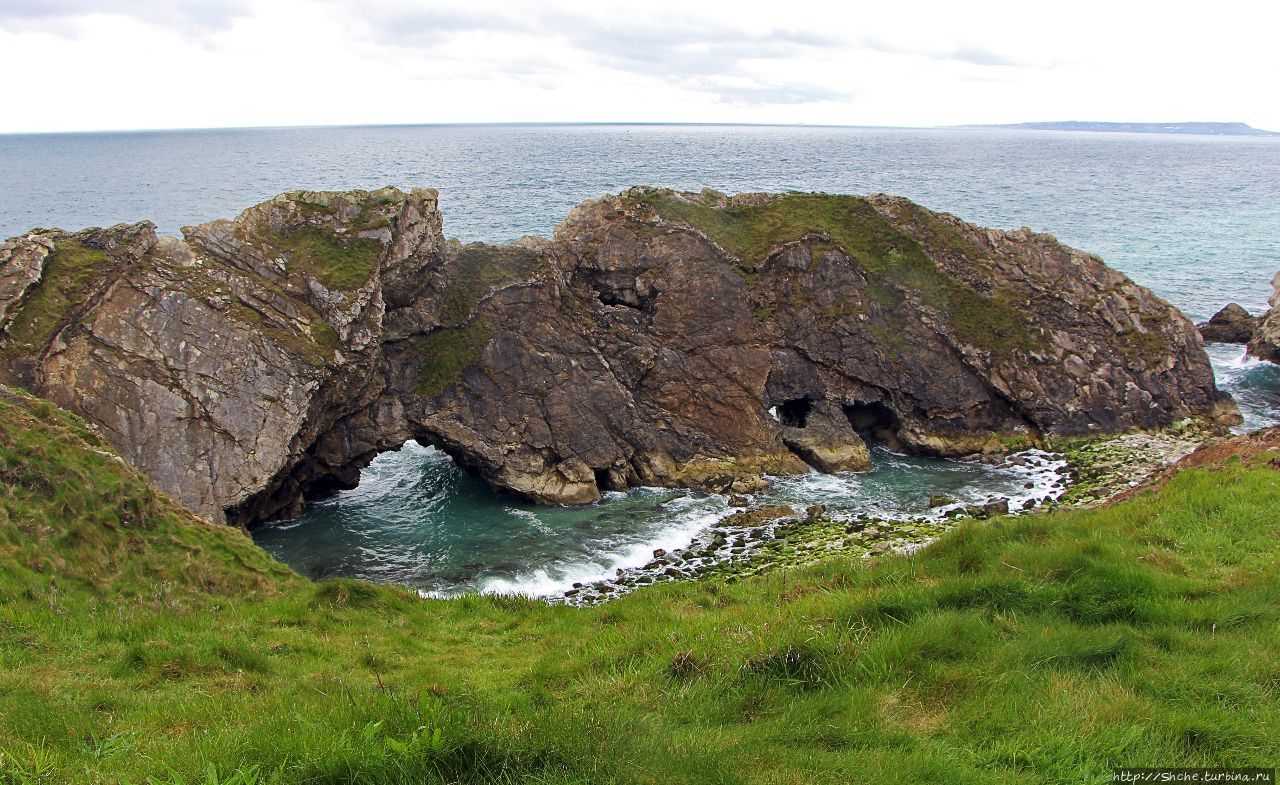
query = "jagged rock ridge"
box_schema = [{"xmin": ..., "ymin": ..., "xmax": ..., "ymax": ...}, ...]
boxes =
[{"xmin": 0, "ymin": 187, "xmax": 1237, "ymax": 524}]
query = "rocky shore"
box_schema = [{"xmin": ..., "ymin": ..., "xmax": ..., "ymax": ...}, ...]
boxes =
[
  {"xmin": 552, "ymin": 418, "xmax": 1216, "ymax": 605},
  {"xmin": 1, "ymin": 187, "xmax": 1238, "ymax": 528}
]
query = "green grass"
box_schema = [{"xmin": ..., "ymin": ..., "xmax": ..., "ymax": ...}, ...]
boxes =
[
  {"xmin": 414, "ymin": 318, "xmax": 496, "ymax": 398},
  {"xmin": 280, "ymin": 228, "xmax": 382, "ymax": 292},
  {"xmin": 440, "ymin": 245, "xmax": 540, "ymax": 325},
  {"xmin": 1, "ymin": 388, "xmax": 1278, "ymax": 783},
  {"xmin": 629, "ymin": 190, "xmax": 1040, "ymax": 355},
  {"xmin": 1, "ymin": 240, "xmax": 113, "ymax": 365}
]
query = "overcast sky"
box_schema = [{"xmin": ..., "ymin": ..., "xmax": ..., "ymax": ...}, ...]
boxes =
[{"xmin": 1, "ymin": 0, "xmax": 1277, "ymax": 133}]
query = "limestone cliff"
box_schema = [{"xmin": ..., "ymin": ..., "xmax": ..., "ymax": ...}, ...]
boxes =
[{"xmin": 0, "ymin": 187, "xmax": 1238, "ymax": 525}]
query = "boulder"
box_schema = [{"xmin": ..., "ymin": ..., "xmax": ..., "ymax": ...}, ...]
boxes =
[
  {"xmin": 780, "ymin": 401, "xmax": 872, "ymax": 473},
  {"xmin": 1198, "ymin": 303, "xmax": 1257, "ymax": 343}
]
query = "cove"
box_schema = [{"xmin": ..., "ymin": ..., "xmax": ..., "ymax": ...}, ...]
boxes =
[{"xmin": 253, "ymin": 442, "xmax": 1066, "ymax": 599}]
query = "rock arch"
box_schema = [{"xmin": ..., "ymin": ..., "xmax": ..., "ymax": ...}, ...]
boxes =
[{"xmin": 0, "ymin": 187, "xmax": 1237, "ymax": 526}]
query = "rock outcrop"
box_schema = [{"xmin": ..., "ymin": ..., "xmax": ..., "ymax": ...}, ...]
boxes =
[
  {"xmin": 0, "ymin": 187, "xmax": 1238, "ymax": 525},
  {"xmin": 1247, "ymin": 272, "xmax": 1280, "ymax": 364},
  {"xmin": 1198, "ymin": 303, "xmax": 1258, "ymax": 343}
]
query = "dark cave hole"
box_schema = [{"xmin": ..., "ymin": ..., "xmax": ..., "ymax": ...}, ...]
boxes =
[
  {"xmin": 776, "ymin": 397, "xmax": 813, "ymax": 428},
  {"xmin": 843, "ymin": 401, "xmax": 903, "ymax": 451}
]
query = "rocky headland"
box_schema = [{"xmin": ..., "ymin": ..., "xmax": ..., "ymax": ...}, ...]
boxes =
[{"xmin": 0, "ymin": 187, "xmax": 1238, "ymax": 526}]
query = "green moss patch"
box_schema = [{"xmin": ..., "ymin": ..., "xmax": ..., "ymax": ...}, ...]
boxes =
[
  {"xmin": 1, "ymin": 240, "xmax": 113, "ymax": 361},
  {"xmin": 414, "ymin": 318, "xmax": 495, "ymax": 397},
  {"xmin": 629, "ymin": 190, "xmax": 1040, "ymax": 356},
  {"xmin": 440, "ymin": 244, "xmax": 540, "ymax": 325},
  {"xmin": 280, "ymin": 227, "xmax": 382, "ymax": 292}
]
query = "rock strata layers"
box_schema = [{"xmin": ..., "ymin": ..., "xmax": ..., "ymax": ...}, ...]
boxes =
[{"xmin": 0, "ymin": 187, "xmax": 1238, "ymax": 525}]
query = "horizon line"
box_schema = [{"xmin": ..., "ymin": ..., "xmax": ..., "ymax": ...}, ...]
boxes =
[{"xmin": 1, "ymin": 119, "xmax": 1275, "ymax": 137}]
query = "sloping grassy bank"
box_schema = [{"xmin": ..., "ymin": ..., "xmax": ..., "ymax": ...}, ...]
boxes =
[{"xmin": 1, "ymin": 388, "xmax": 1278, "ymax": 784}]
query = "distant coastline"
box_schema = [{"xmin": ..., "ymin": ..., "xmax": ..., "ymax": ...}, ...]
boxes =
[{"xmin": 957, "ymin": 121, "xmax": 1279, "ymax": 137}]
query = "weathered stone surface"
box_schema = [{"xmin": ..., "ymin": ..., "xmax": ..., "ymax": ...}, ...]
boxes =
[
  {"xmin": 1247, "ymin": 272, "xmax": 1280, "ymax": 364},
  {"xmin": 1198, "ymin": 303, "xmax": 1257, "ymax": 343},
  {"xmin": 0, "ymin": 186, "xmax": 1239, "ymax": 525},
  {"xmin": 0, "ymin": 188, "xmax": 443, "ymax": 523},
  {"xmin": 0, "ymin": 234, "xmax": 53, "ymax": 332},
  {"xmin": 779, "ymin": 402, "xmax": 871, "ymax": 473}
]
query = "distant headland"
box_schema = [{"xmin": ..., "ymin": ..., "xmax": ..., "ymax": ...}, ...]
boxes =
[{"xmin": 957, "ymin": 121, "xmax": 1279, "ymax": 137}]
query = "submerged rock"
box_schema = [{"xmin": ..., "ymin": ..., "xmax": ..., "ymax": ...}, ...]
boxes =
[
  {"xmin": 1198, "ymin": 303, "xmax": 1257, "ymax": 344},
  {"xmin": 0, "ymin": 187, "xmax": 1239, "ymax": 525}
]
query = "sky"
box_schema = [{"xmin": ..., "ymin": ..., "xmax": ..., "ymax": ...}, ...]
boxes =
[{"xmin": 1, "ymin": 0, "xmax": 1277, "ymax": 134}]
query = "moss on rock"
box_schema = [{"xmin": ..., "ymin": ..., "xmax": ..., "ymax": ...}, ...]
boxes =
[
  {"xmin": 1, "ymin": 240, "xmax": 113, "ymax": 362},
  {"xmin": 440, "ymin": 244, "xmax": 540, "ymax": 325},
  {"xmin": 280, "ymin": 227, "xmax": 382, "ymax": 292},
  {"xmin": 414, "ymin": 318, "xmax": 495, "ymax": 397},
  {"xmin": 627, "ymin": 189, "xmax": 1040, "ymax": 356}
]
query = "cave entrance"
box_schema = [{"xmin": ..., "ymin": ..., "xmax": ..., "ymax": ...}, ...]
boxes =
[
  {"xmin": 843, "ymin": 401, "xmax": 903, "ymax": 451},
  {"xmin": 776, "ymin": 397, "xmax": 813, "ymax": 428}
]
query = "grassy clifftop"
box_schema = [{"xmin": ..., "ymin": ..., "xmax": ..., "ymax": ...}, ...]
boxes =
[
  {"xmin": 625, "ymin": 189, "xmax": 1040, "ymax": 355},
  {"xmin": 1, "ymin": 389, "xmax": 1278, "ymax": 784}
]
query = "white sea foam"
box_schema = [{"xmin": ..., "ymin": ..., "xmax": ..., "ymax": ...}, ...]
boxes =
[
  {"xmin": 505, "ymin": 507, "xmax": 554, "ymax": 535},
  {"xmin": 475, "ymin": 501, "xmax": 731, "ymax": 598}
]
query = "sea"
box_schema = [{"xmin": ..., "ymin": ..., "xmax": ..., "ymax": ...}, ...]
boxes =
[{"xmin": 3, "ymin": 124, "xmax": 1278, "ymax": 597}]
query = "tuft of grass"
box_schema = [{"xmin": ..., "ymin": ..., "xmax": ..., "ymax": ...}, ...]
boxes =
[
  {"xmin": 414, "ymin": 318, "xmax": 496, "ymax": 398},
  {"xmin": 1, "ymin": 240, "xmax": 113, "ymax": 364},
  {"xmin": 280, "ymin": 227, "xmax": 382, "ymax": 292}
]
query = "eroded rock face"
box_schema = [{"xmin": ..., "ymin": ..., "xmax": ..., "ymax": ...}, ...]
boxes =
[
  {"xmin": 0, "ymin": 188, "xmax": 444, "ymax": 523},
  {"xmin": 1247, "ymin": 272, "xmax": 1280, "ymax": 364},
  {"xmin": 1199, "ymin": 303, "xmax": 1258, "ymax": 344},
  {"xmin": 0, "ymin": 187, "xmax": 1239, "ymax": 525}
]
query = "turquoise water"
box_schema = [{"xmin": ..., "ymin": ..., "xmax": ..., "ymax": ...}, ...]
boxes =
[
  {"xmin": 250, "ymin": 443, "xmax": 1066, "ymax": 597},
  {"xmin": 4, "ymin": 124, "xmax": 1279, "ymax": 596}
]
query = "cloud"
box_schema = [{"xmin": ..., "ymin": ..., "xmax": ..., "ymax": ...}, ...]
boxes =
[
  {"xmin": 707, "ymin": 80, "xmax": 856, "ymax": 106},
  {"xmin": 0, "ymin": 0, "xmax": 251, "ymax": 34},
  {"xmin": 340, "ymin": 2, "xmax": 853, "ymax": 107},
  {"xmin": 342, "ymin": 4, "xmax": 526, "ymax": 47},
  {"xmin": 856, "ymin": 33, "xmax": 1035, "ymax": 68}
]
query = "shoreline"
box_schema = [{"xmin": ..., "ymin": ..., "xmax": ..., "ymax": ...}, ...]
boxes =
[{"xmin": 548, "ymin": 419, "xmax": 1217, "ymax": 606}]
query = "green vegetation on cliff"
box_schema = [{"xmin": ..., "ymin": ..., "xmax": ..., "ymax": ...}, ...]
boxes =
[
  {"xmin": 440, "ymin": 244, "xmax": 541, "ymax": 325},
  {"xmin": 281, "ymin": 227, "xmax": 382, "ymax": 292},
  {"xmin": 414, "ymin": 318, "xmax": 495, "ymax": 398},
  {"xmin": 1, "ymin": 240, "xmax": 112, "ymax": 365},
  {"xmin": 1, "ymin": 389, "xmax": 1277, "ymax": 784},
  {"xmin": 629, "ymin": 190, "xmax": 1040, "ymax": 355}
]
